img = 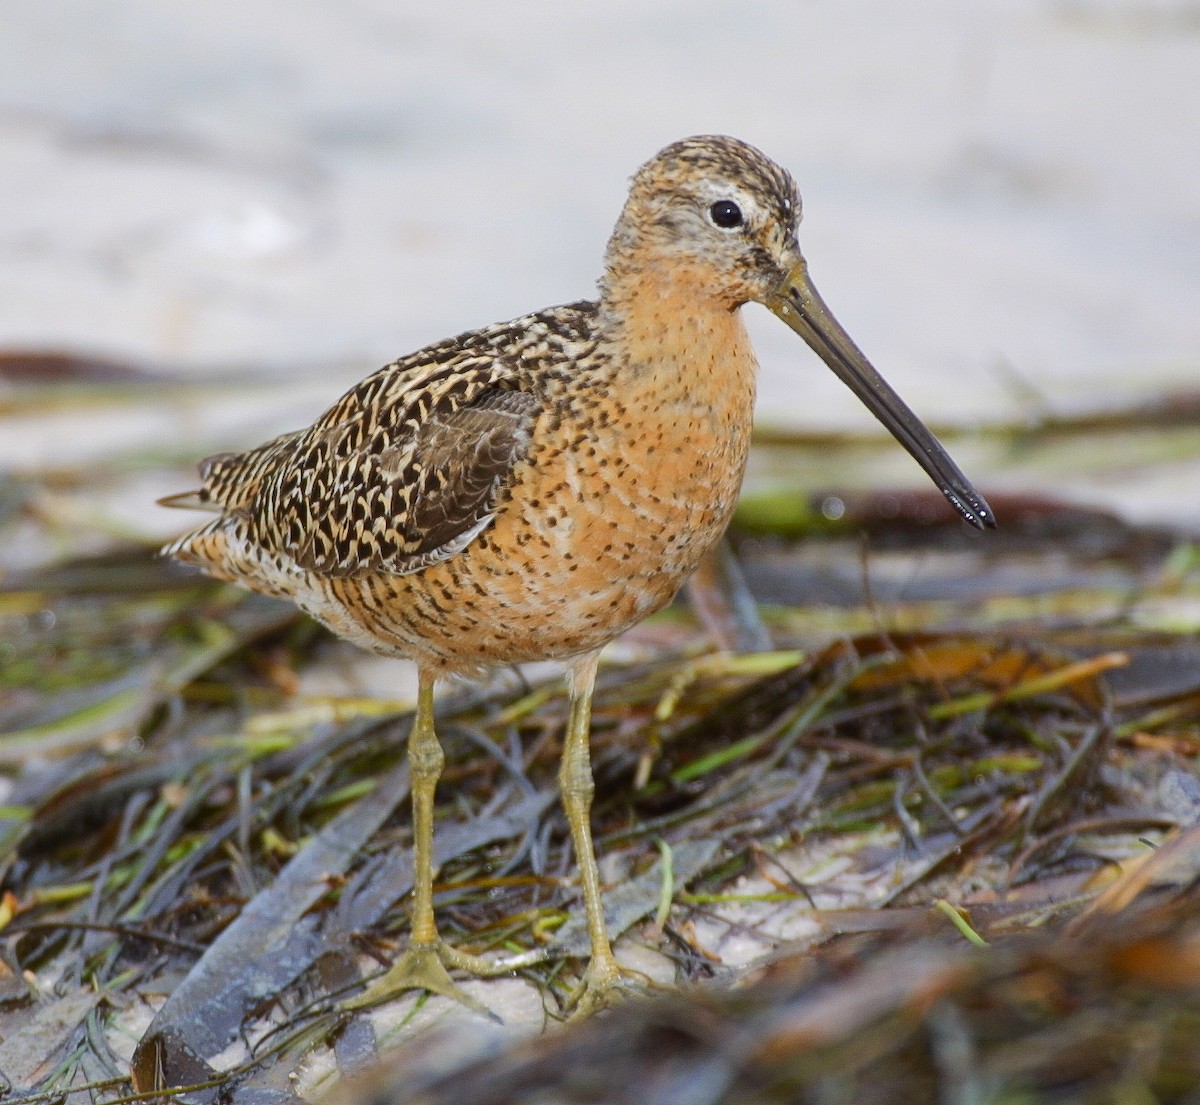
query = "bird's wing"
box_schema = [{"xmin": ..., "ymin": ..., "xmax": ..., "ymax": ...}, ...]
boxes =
[
  {"xmin": 161, "ymin": 302, "xmax": 603, "ymax": 579},
  {"xmin": 253, "ymin": 372, "xmax": 541, "ymax": 577}
]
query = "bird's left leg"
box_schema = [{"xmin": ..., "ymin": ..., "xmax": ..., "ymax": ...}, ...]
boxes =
[{"xmin": 558, "ymin": 650, "xmax": 646, "ymax": 1017}]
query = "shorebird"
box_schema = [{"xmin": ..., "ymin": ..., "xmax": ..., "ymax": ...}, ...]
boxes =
[{"xmin": 161, "ymin": 135, "xmax": 993, "ymax": 1016}]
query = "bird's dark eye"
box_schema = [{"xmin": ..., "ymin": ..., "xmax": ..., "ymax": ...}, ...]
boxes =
[{"xmin": 709, "ymin": 199, "xmax": 743, "ymax": 229}]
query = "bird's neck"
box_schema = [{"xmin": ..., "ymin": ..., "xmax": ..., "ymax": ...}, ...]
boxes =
[{"xmin": 597, "ymin": 258, "xmax": 757, "ymax": 407}]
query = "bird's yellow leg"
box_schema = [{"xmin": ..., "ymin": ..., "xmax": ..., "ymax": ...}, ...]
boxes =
[
  {"xmin": 559, "ymin": 651, "xmax": 643, "ymax": 1017},
  {"xmin": 347, "ymin": 670, "xmax": 536, "ymax": 1017}
]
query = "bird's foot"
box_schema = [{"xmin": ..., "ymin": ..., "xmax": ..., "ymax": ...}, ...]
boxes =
[
  {"xmin": 345, "ymin": 939, "xmax": 542, "ymax": 1020},
  {"xmin": 563, "ymin": 952, "xmax": 649, "ymax": 1021}
]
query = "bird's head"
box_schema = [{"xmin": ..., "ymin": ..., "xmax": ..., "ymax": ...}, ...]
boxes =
[
  {"xmin": 606, "ymin": 134, "xmax": 803, "ymax": 308},
  {"xmin": 605, "ymin": 135, "xmax": 995, "ymax": 531}
]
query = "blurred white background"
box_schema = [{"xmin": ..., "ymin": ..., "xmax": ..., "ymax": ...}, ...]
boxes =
[{"xmin": 2, "ymin": 0, "xmax": 1199, "ymax": 522}]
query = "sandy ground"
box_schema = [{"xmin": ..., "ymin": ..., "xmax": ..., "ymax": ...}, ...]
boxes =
[{"xmin": 3, "ymin": 0, "xmax": 1198, "ymax": 413}]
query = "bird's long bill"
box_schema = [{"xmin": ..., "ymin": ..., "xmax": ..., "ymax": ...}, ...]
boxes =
[{"xmin": 767, "ymin": 261, "xmax": 995, "ymax": 530}]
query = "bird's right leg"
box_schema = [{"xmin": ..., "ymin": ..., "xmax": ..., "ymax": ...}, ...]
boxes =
[{"xmin": 346, "ymin": 669, "xmax": 534, "ymax": 1016}]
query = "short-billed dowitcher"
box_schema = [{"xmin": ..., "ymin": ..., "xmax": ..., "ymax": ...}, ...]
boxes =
[{"xmin": 162, "ymin": 135, "xmax": 993, "ymax": 1016}]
